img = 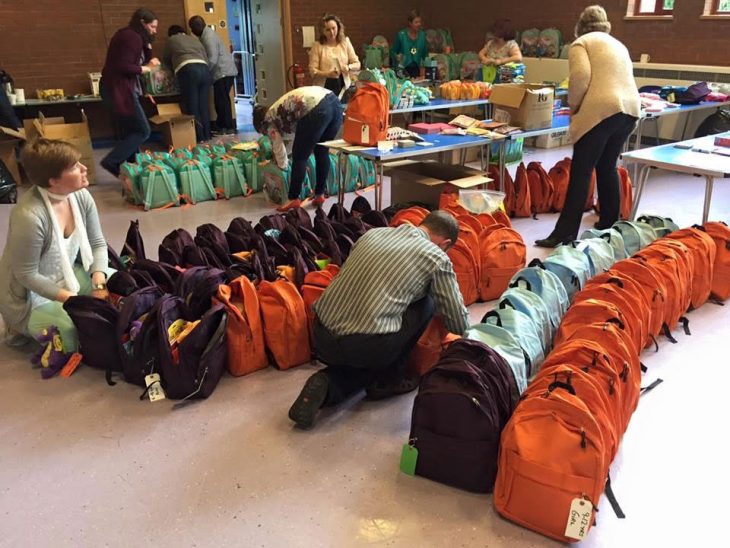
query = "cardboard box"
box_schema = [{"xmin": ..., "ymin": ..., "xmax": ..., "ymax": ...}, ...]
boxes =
[
  {"xmin": 0, "ymin": 126, "xmax": 25, "ymax": 185},
  {"xmin": 32, "ymin": 112, "xmax": 96, "ymax": 183},
  {"xmin": 534, "ymin": 129, "xmax": 569, "ymax": 149},
  {"xmin": 442, "ymin": 146, "xmax": 481, "ymax": 165},
  {"xmin": 390, "ymin": 162, "xmax": 492, "ymax": 208},
  {"xmin": 489, "ymin": 83, "xmax": 555, "ymax": 130},
  {"xmin": 149, "ymin": 104, "xmax": 196, "ymax": 149}
]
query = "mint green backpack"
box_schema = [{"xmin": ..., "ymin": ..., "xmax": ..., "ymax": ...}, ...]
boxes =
[
  {"xmin": 338, "ymin": 154, "xmax": 361, "ymax": 193},
  {"xmin": 358, "ymin": 158, "xmax": 377, "ymax": 189},
  {"xmin": 178, "ymin": 160, "xmax": 217, "ymax": 204},
  {"xmin": 212, "ymin": 156, "xmax": 248, "ymax": 199},
  {"xmin": 260, "ymin": 162, "xmax": 312, "ymax": 204},
  {"xmin": 120, "ymin": 162, "xmax": 145, "ymax": 205},
  {"xmin": 139, "ymin": 164, "xmax": 180, "ymax": 211},
  {"xmin": 325, "ymin": 153, "xmax": 340, "ymax": 197}
]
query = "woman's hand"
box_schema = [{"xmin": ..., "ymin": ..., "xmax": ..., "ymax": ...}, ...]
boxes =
[{"xmin": 326, "ymin": 67, "xmax": 340, "ymax": 79}]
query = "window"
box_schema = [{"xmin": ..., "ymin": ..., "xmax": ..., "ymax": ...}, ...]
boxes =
[
  {"xmin": 713, "ymin": 0, "xmax": 730, "ymax": 13},
  {"xmin": 636, "ymin": 0, "xmax": 674, "ymax": 14}
]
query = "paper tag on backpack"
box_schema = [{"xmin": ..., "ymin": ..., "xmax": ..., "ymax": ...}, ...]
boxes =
[
  {"xmin": 361, "ymin": 124, "xmax": 370, "ymax": 144},
  {"xmin": 144, "ymin": 373, "xmax": 166, "ymax": 402},
  {"xmin": 399, "ymin": 443, "xmax": 418, "ymax": 476},
  {"xmin": 565, "ymin": 498, "xmax": 593, "ymax": 540}
]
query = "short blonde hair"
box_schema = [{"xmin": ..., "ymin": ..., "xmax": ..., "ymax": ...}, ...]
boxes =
[
  {"xmin": 575, "ymin": 5, "xmax": 611, "ymax": 37},
  {"xmin": 21, "ymin": 139, "xmax": 81, "ymax": 188}
]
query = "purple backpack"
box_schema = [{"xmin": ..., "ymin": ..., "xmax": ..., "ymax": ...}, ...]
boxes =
[
  {"xmin": 407, "ymin": 339, "xmax": 517, "ymax": 493},
  {"xmin": 117, "ymin": 286, "xmax": 165, "ymax": 386},
  {"xmin": 122, "ymin": 219, "xmax": 146, "ymax": 261},
  {"xmin": 158, "ymin": 228, "xmax": 195, "ymax": 266}
]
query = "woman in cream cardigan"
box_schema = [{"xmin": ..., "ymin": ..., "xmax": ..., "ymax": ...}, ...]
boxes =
[
  {"xmin": 308, "ymin": 14, "xmax": 360, "ymax": 98},
  {"xmin": 536, "ymin": 5, "xmax": 640, "ymax": 248}
]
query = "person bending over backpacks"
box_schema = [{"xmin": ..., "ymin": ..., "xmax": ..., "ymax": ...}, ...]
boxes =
[
  {"xmin": 288, "ymin": 211, "xmax": 470, "ymax": 429},
  {"xmin": 0, "ymin": 139, "xmax": 111, "ymax": 353}
]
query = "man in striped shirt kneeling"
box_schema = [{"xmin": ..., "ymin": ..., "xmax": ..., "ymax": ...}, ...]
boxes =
[{"xmin": 289, "ymin": 211, "xmax": 470, "ymax": 429}]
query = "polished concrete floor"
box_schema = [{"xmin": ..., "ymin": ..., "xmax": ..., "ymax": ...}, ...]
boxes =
[{"xmin": 0, "ymin": 140, "xmax": 728, "ymax": 547}]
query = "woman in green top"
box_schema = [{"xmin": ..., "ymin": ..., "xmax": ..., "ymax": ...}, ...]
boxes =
[{"xmin": 391, "ymin": 10, "xmax": 428, "ymax": 78}]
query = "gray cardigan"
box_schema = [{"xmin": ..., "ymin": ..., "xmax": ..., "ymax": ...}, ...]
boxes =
[
  {"xmin": 0, "ymin": 187, "xmax": 108, "ymax": 335},
  {"xmin": 162, "ymin": 33, "xmax": 209, "ymax": 73},
  {"xmin": 200, "ymin": 27, "xmax": 237, "ymax": 81}
]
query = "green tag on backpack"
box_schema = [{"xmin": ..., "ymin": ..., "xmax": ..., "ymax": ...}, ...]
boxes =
[{"xmin": 399, "ymin": 442, "xmax": 418, "ymax": 476}]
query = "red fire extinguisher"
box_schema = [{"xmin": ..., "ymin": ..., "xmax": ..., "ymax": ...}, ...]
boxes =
[{"xmin": 287, "ymin": 64, "xmax": 306, "ymax": 89}]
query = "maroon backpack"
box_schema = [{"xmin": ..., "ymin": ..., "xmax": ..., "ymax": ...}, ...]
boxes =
[
  {"xmin": 122, "ymin": 219, "xmax": 146, "ymax": 261},
  {"xmin": 117, "ymin": 286, "xmax": 165, "ymax": 386},
  {"xmin": 158, "ymin": 228, "xmax": 194, "ymax": 266},
  {"xmin": 407, "ymin": 339, "xmax": 517, "ymax": 493}
]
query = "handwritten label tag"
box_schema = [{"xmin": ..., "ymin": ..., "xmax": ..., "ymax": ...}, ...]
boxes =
[
  {"xmin": 361, "ymin": 124, "xmax": 370, "ymax": 145},
  {"xmin": 399, "ymin": 443, "xmax": 418, "ymax": 476},
  {"xmin": 565, "ymin": 497, "xmax": 593, "ymax": 541},
  {"xmin": 144, "ymin": 373, "xmax": 166, "ymax": 402}
]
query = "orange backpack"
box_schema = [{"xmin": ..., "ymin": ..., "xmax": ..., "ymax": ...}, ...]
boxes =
[
  {"xmin": 610, "ymin": 259, "xmax": 667, "ymax": 341},
  {"xmin": 555, "ymin": 298, "xmax": 640, "ymax": 355},
  {"xmin": 343, "ymin": 82, "xmax": 389, "ymax": 146},
  {"xmin": 667, "ymin": 227, "xmax": 716, "ymax": 309},
  {"xmin": 477, "ymin": 226, "xmax": 526, "ymax": 301},
  {"xmin": 389, "ymin": 206, "xmax": 429, "ymax": 227},
  {"xmin": 512, "ymin": 163, "xmax": 532, "ymax": 218},
  {"xmin": 594, "ymin": 167, "xmax": 633, "ymax": 221},
  {"xmin": 215, "ymin": 276, "xmax": 268, "ymax": 377},
  {"xmin": 548, "ymin": 162, "xmax": 570, "ymax": 212},
  {"xmin": 488, "ymin": 165, "xmax": 515, "ymax": 216},
  {"xmin": 301, "ymin": 264, "xmax": 340, "ymax": 340},
  {"xmin": 456, "ymin": 213, "xmax": 484, "ymax": 236},
  {"xmin": 492, "ymin": 209, "xmax": 512, "ymax": 228},
  {"xmin": 447, "ymin": 237, "xmax": 480, "ymax": 306},
  {"xmin": 494, "ymin": 388, "xmax": 607, "ymax": 543},
  {"xmin": 406, "ymin": 316, "xmax": 461, "ymax": 376},
  {"xmin": 258, "ymin": 279, "xmax": 312, "ymax": 369},
  {"xmin": 526, "ymin": 161, "xmax": 554, "ymax": 214},
  {"xmin": 703, "ymin": 221, "xmax": 730, "ymax": 300}
]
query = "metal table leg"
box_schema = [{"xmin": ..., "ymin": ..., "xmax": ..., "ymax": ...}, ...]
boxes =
[
  {"xmin": 337, "ymin": 151, "xmax": 345, "ymax": 205},
  {"xmin": 629, "ymin": 164, "xmax": 652, "ymax": 220},
  {"xmin": 376, "ymin": 161, "xmax": 384, "ymax": 210},
  {"xmin": 632, "ymin": 118, "xmax": 646, "ymax": 183},
  {"xmin": 702, "ymin": 175, "xmax": 714, "ymax": 224},
  {"xmin": 498, "ymin": 139, "xmax": 507, "ymax": 192}
]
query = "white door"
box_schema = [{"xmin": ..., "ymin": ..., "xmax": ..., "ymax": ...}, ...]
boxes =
[{"xmin": 250, "ymin": 0, "xmax": 286, "ymax": 103}]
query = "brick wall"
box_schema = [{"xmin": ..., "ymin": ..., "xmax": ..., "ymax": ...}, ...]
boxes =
[
  {"xmin": 289, "ymin": 0, "xmax": 728, "ymax": 74},
  {"xmin": 0, "ymin": 0, "xmax": 186, "ymax": 95}
]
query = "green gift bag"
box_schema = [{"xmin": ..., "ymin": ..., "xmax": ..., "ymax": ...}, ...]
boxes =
[
  {"xmin": 139, "ymin": 163, "xmax": 180, "ymax": 211},
  {"xmin": 229, "ymin": 148, "xmax": 260, "ymax": 192},
  {"xmin": 178, "ymin": 160, "xmax": 217, "ymax": 204},
  {"xmin": 257, "ymin": 135, "xmax": 273, "ymax": 160},
  {"xmin": 212, "ymin": 156, "xmax": 248, "ymax": 199}
]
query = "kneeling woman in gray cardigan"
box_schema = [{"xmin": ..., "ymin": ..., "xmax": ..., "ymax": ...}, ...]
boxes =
[{"xmin": 0, "ymin": 139, "xmax": 111, "ymax": 351}]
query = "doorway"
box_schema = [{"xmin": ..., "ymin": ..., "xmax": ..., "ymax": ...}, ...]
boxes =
[{"xmin": 226, "ymin": 0, "xmax": 256, "ymax": 100}]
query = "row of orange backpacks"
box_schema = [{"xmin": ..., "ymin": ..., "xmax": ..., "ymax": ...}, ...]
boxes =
[{"xmin": 488, "ymin": 158, "xmax": 634, "ymax": 220}]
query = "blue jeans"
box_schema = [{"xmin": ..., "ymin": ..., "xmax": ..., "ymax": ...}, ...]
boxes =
[
  {"xmin": 290, "ymin": 93, "xmax": 342, "ymax": 199},
  {"xmin": 101, "ymin": 84, "xmax": 150, "ymax": 175},
  {"xmin": 177, "ymin": 63, "xmax": 213, "ymax": 142}
]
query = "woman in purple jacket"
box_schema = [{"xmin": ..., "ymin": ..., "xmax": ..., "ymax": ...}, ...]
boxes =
[{"xmin": 100, "ymin": 8, "xmax": 160, "ymax": 177}]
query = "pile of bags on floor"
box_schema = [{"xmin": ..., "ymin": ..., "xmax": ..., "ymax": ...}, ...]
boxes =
[
  {"xmin": 118, "ymin": 138, "xmax": 377, "ymax": 210},
  {"xmin": 402, "ymin": 216, "xmax": 730, "ymax": 542},
  {"xmin": 488, "ymin": 158, "xmax": 634, "ymax": 221},
  {"xmin": 60, "ymin": 198, "xmax": 435, "ymax": 403}
]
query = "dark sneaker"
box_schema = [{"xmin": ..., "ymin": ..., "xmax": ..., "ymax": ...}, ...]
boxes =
[
  {"xmin": 100, "ymin": 158, "xmax": 120, "ymax": 178},
  {"xmin": 288, "ymin": 371, "xmax": 329, "ymax": 429},
  {"xmin": 365, "ymin": 373, "xmax": 420, "ymax": 401}
]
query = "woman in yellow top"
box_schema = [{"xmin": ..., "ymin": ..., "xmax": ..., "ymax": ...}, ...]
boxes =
[
  {"xmin": 308, "ymin": 14, "xmax": 360, "ymax": 98},
  {"xmin": 478, "ymin": 19, "xmax": 522, "ymax": 67}
]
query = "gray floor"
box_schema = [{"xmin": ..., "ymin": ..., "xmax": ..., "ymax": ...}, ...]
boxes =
[{"xmin": 0, "ymin": 140, "xmax": 729, "ymax": 547}]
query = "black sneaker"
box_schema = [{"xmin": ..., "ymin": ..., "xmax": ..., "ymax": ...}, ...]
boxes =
[
  {"xmin": 365, "ymin": 373, "xmax": 420, "ymax": 401},
  {"xmin": 288, "ymin": 371, "xmax": 329, "ymax": 429},
  {"xmin": 100, "ymin": 158, "xmax": 120, "ymax": 178}
]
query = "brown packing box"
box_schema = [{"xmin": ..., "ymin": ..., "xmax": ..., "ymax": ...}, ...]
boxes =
[
  {"xmin": 32, "ymin": 112, "xmax": 96, "ymax": 183},
  {"xmin": 390, "ymin": 162, "xmax": 492, "ymax": 209},
  {"xmin": 489, "ymin": 83, "xmax": 554, "ymax": 130},
  {"xmin": 149, "ymin": 104, "xmax": 196, "ymax": 149},
  {"xmin": 0, "ymin": 126, "xmax": 25, "ymax": 185}
]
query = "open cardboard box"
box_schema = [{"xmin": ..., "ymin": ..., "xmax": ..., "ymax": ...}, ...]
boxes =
[
  {"xmin": 489, "ymin": 83, "xmax": 554, "ymax": 130},
  {"xmin": 149, "ymin": 104, "xmax": 196, "ymax": 149},
  {"xmin": 390, "ymin": 161, "xmax": 492, "ymax": 209},
  {"xmin": 0, "ymin": 126, "xmax": 25, "ymax": 185},
  {"xmin": 31, "ymin": 112, "xmax": 96, "ymax": 183}
]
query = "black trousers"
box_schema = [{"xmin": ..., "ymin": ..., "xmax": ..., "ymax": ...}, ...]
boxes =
[
  {"xmin": 177, "ymin": 63, "xmax": 213, "ymax": 142},
  {"xmin": 313, "ymin": 296, "xmax": 434, "ymax": 405},
  {"xmin": 552, "ymin": 112, "xmax": 638, "ymax": 237},
  {"xmin": 213, "ymin": 76, "xmax": 235, "ymax": 130}
]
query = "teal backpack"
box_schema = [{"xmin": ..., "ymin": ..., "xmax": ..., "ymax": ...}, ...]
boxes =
[
  {"xmin": 139, "ymin": 163, "xmax": 180, "ymax": 211},
  {"xmin": 232, "ymin": 150, "xmax": 260, "ymax": 192},
  {"xmin": 358, "ymin": 158, "xmax": 377, "ymax": 189},
  {"xmin": 580, "ymin": 228, "xmax": 628, "ymax": 261},
  {"xmin": 257, "ymin": 135, "xmax": 273, "ymax": 160},
  {"xmin": 481, "ymin": 308, "xmax": 545, "ymax": 378},
  {"xmin": 212, "ymin": 156, "xmax": 248, "ymax": 199},
  {"xmin": 432, "ymin": 54, "xmax": 453, "ymax": 82},
  {"xmin": 498, "ymin": 287, "xmax": 554, "ymax": 352},
  {"xmin": 509, "ymin": 263, "xmax": 569, "ymax": 329},
  {"xmin": 178, "ymin": 160, "xmax": 217, "ymax": 204},
  {"xmin": 465, "ymin": 323, "xmax": 528, "ymax": 394},
  {"xmin": 575, "ymin": 238, "xmax": 615, "ymax": 275},
  {"xmin": 636, "ymin": 215, "xmax": 680, "ymax": 237},
  {"xmin": 372, "ymin": 35, "xmax": 390, "ymax": 66},
  {"xmin": 325, "ymin": 153, "xmax": 341, "ymax": 197},
  {"xmin": 260, "ymin": 162, "xmax": 312, "ymax": 204},
  {"xmin": 338, "ymin": 154, "xmax": 361, "ymax": 193},
  {"xmin": 363, "ymin": 45, "xmax": 386, "ymax": 69},
  {"xmin": 120, "ymin": 162, "xmax": 145, "ymax": 205},
  {"xmin": 612, "ymin": 221, "xmax": 657, "ymax": 256},
  {"xmin": 538, "ymin": 28, "xmax": 562, "ymax": 58},
  {"xmin": 460, "ymin": 52, "xmax": 481, "ymax": 80},
  {"xmin": 543, "ymin": 245, "xmax": 593, "ymax": 302}
]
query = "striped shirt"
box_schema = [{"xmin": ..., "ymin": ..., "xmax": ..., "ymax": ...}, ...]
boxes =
[{"xmin": 313, "ymin": 224, "xmax": 469, "ymax": 336}]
